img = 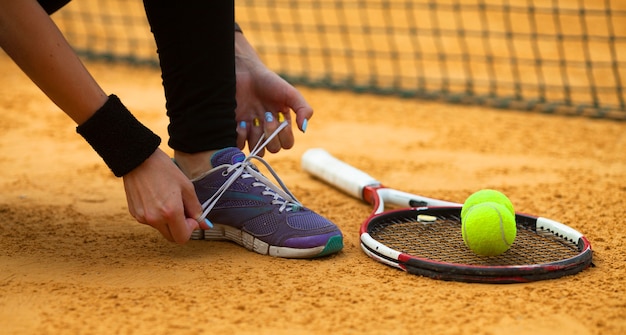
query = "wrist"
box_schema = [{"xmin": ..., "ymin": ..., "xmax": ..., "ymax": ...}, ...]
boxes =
[{"xmin": 76, "ymin": 95, "xmax": 161, "ymax": 177}]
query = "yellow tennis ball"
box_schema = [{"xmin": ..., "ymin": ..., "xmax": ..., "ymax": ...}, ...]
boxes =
[
  {"xmin": 461, "ymin": 202, "xmax": 517, "ymax": 256},
  {"xmin": 461, "ymin": 189, "xmax": 515, "ymax": 220}
]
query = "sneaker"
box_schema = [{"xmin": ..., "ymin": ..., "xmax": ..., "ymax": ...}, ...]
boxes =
[{"xmin": 190, "ymin": 147, "xmax": 343, "ymax": 258}]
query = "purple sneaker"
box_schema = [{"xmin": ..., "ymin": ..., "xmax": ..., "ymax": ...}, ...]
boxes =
[{"xmin": 190, "ymin": 147, "xmax": 343, "ymax": 258}]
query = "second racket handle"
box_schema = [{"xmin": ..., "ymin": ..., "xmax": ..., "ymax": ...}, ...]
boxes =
[{"xmin": 301, "ymin": 148, "xmax": 379, "ymax": 200}]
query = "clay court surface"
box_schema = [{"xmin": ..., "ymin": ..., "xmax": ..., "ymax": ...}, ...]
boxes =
[{"xmin": 1, "ymin": 54, "xmax": 625, "ymax": 334}]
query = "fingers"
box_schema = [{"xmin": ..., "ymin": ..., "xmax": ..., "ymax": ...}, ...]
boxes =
[
  {"xmin": 162, "ymin": 214, "xmax": 196, "ymax": 244},
  {"xmin": 182, "ymin": 180, "xmax": 213, "ymax": 230},
  {"xmin": 128, "ymin": 206, "xmax": 173, "ymax": 242},
  {"xmin": 246, "ymin": 116, "xmax": 265, "ymax": 156},
  {"xmin": 284, "ymin": 88, "xmax": 313, "ymax": 133},
  {"xmin": 159, "ymin": 179, "xmax": 206, "ymax": 243},
  {"xmin": 261, "ymin": 111, "xmax": 282, "ymax": 153},
  {"xmin": 237, "ymin": 111, "xmax": 297, "ymax": 155},
  {"xmin": 124, "ymin": 152, "xmax": 204, "ymax": 244},
  {"xmin": 236, "ymin": 120, "xmax": 247, "ymax": 150},
  {"xmin": 276, "ymin": 109, "xmax": 295, "ymax": 150},
  {"xmin": 130, "ymin": 203, "xmax": 200, "ymax": 244}
]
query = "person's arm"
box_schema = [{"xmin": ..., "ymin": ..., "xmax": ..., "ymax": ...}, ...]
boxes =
[
  {"xmin": 0, "ymin": 0, "xmax": 107, "ymax": 123},
  {"xmin": 0, "ymin": 0, "xmax": 207, "ymax": 243}
]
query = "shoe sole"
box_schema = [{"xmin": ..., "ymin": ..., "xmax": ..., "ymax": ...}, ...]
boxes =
[{"xmin": 190, "ymin": 225, "xmax": 343, "ymax": 259}]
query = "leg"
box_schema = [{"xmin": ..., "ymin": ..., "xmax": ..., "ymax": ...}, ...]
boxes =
[
  {"xmin": 143, "ymin": 0, "xmax": 237, "ymax": 178},
  {"xmin": 142, "ymin": 1, "xmax": 343, "ymax": 257}
]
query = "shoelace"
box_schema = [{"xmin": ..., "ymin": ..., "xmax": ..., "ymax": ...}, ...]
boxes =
[{"xmin": 198, "ymin": 121, "xmax": 302, "ymax": 223}]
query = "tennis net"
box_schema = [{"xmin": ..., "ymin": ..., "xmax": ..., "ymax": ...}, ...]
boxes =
[{"xmin": 51, "ymin": 0, "xmax": 626, "ymax": 119}]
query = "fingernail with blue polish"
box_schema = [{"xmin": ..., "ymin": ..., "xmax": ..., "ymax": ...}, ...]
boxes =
[
  {"xmin": 264, "ymin": 111, "xmax": 274, "ymax": 122},
  {"xmin": 239, "ymin": 120, "xmax": 247, "ymax": 129},
  {"xmin": 204, "ymin": 218, "xmax": 213, "ymax": 228},
  {"xmin": 302, "ymin": 118, "xmax": 308, "ymax": 133}
]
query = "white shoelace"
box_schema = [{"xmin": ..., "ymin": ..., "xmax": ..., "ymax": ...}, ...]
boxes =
[{"xmin": 198, "ymin": 121, "xmax": 302, "ymax": 223}]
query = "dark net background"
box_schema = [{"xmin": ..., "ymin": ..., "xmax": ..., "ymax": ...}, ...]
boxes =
[{"xmin": 52, "ymin": 0, "xmax": 626, "ymax": 119}]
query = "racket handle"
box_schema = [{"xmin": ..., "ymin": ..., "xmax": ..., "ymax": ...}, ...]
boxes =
[{"xmin": 301, "ymin": 148, "xmax": 379, "ymax": 199}]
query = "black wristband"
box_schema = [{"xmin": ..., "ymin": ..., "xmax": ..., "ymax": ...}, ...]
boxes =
[
  {"xmin": 234, "ymin": 22, "xmax": 243, "ymax": 34},
  {"xmin": 76, "ymin": 95, "xmax": 161, "ymax": 177}
]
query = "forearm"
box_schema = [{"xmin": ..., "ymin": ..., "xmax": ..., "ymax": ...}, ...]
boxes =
[
  {"xmin": 0, "ymin": 0, "xmax": 107, "ymax": 124},
  {"xmin": 0, "ymin": 0, "xmax": 160, "ymax": 176}
]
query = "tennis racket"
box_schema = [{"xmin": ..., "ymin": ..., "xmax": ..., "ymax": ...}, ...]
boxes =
[{"xmin": 302, "ymin": 148, "xmax": 593, "ymax": 283}]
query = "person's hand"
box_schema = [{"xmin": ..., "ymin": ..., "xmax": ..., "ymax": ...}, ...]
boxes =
[
  {"xmin": 234, "ymin": 32, "xmax": 313, "ymax": 156},
  {"xmin": 122, "ymin": 149, "xmax": 209, "ymax": 243}
]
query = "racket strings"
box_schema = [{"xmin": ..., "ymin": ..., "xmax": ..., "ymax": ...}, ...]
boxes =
[{"xmin": 368, "ymin": 214, "xmax": 580, "ymax": 266}]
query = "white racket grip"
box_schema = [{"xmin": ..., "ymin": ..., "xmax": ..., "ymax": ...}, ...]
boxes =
[{"xmin": 302, "ymin": 148, "xmax": 379, "ymax": 200}]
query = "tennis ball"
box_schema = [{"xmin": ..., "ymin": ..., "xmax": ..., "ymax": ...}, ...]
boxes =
[
  {"xmin": 461, "ymin": 202, "xmax": 517, "ymax": 256},
  {"xmin": 461, "ymin": 189, "xmax": 515, "ymax": 220}
]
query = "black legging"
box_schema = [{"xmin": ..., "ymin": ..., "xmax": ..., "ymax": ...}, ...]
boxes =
[
  {"xmin": 39, "ymin": 0, "xmax": 238, "ymax": 153},
  {"xmin": 38, "ymin": 0, "xmax": 69, "ymax": 14},
  {"xmin": 143, "ymin": 0, "xmax": 237, "ymax": 153}
]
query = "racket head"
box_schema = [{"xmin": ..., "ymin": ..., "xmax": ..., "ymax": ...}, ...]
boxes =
[
  {"xmin": 302, "ymin": 149, "xmax": 593, "ymax": 283},
  {"xmin": 359, "ymin": 198, "xmax": 593, "ymax": 283}
]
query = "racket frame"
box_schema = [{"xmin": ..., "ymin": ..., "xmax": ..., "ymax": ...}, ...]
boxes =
[{"xmin": 302, "ymin": 148, "xmax": 593, "ymax": 283}]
